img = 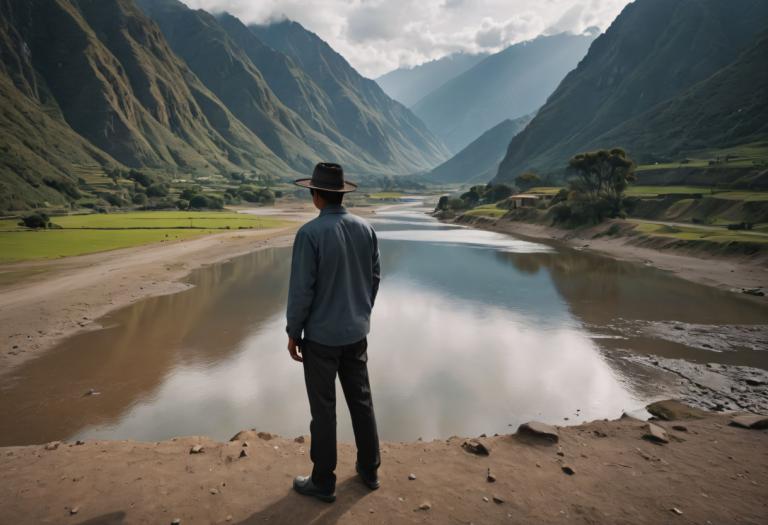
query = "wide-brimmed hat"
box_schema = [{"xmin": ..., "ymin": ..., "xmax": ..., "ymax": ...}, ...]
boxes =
[{"xmin": 294, "ymin": 162, "xmax": 357, "ymax": 193}]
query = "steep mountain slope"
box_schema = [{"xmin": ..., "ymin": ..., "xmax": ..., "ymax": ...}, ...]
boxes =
[
  {"xmin": 594, "ymin": 29, "xmax": 768, "ymax": 162},
  {"xmin": 375, "ymin": 52, "xmax": 488, "ymax": 107},
  {"xmin": 426, "ymin": 115, "xmax": 533, "ymax": 184},
  {"xmin": 0, "ymin": 0, "xmax": 293, "ymax": 210},
  {"xmin": 412, "ymin": 32, "xmax": 596, "ymax": 153},
  {"xmin": 495, "ymin": 0, "xmax": 768, "ymax": 183},
  {"xmin": 215, "ymin": 12, "xmax": 386, "ymax": 174},
  {"xmin": 135, "ymin": 0, "xmax": 363, "ymax": 173},
  {"xmin": 250, "ymin": 20, "xmax": 450, "ymax": 174}
]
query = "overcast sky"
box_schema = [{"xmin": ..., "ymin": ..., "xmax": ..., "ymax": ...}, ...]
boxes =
[{"xmin": 182, "ymin": 0, "xmax": 632, "ymax": 78}]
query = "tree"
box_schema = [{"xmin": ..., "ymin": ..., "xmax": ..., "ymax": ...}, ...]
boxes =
[
  {"xmin": 515, "ymin": 172, "xmax": 540, "ymax": 191},
  {"xmin": 146, "ymin": 183, "xmax": 169, "ymax": 198},
  {"xmin": 485, "ymin": 183, "xmax": 513, "ymax": 203},
  {"xmin": 189, "ymin": 195, "xmax": 208, "ymax": 209},
  {"xmin": 132, "ymin": 193, "xmax": 148, "ymax": 206}
]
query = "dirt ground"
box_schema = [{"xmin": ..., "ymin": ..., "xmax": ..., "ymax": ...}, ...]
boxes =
[{"xmin": 0, "ymin": 410, "xmax": 766, "ymax": 524}]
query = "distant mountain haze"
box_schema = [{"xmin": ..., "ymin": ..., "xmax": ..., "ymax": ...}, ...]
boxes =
[
  {"xmin": 249, "ymin": 20, "xmax": 450, "ymax": 174},
  {"xmin": 426, "ymin": 115, "xmax": 534, "ymax": 184},
  {"xmin": 375, "ymin": 52, "xmax": 489, "ymax": 108},
  {"xmin": 412, "ymin": 32, "xmax": 597, "ymax": 153},
  {"xmin": 495, "ymin": 0, "xmax": 768, "ymax": 183}
]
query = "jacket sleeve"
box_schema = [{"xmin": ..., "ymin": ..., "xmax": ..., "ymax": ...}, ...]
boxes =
[
  {"xmin": 286, "ymin": 228, "xmax": 317, "ymax": 339},
  {"xmin": 371, "ymin": 228, "xmax": 381, "ymax": 307}
]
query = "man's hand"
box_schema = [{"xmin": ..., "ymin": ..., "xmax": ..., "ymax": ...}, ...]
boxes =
[{"xmin": 287, "ymin": 336, "xmax": 303, "ymax": 362}]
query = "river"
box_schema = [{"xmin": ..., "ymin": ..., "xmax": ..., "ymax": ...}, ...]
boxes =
[{"xmin": 1, "ymin": 203, "xmax": 766, "ymax": 446}]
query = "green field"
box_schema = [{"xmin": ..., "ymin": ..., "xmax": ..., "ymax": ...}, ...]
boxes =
[
  {"xmin": 367, "ymin": 192, "xmax": 404, "ymax": 200},
  {"xmin": 0, "ymin": 211, "xmax": 294, "ymax": 263},
  {"xmin": 633, "ymin": 221, "xmax": 768, "ymax": 244},
  {"xmin": 464, "ymin": 204, "xmax": 508, "ymax": 218}
]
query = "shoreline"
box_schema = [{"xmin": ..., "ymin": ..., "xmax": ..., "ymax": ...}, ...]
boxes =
[
  {"xmin": 1, "ymin": 406, "xmax": 766, "ymax": 524},
  {"xmin": 451, "ymin": 215, "xmax": 768, "ymax": 296}
]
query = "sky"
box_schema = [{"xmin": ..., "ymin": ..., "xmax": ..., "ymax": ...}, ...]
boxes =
[{"xmin": 182, "ymin": 0, "xmax": 632, "ymax": 78}]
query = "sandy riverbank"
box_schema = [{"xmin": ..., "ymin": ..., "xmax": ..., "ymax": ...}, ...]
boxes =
[
  {"xmin": 455, "ymin": 216, "xmax": 768, "ymax": 296},
  {"xmin": 0, "ymin": 404, "xmax": 766, "ymax": 524},
  {"xmin": 0, "ymin": 203, "xmax": 336, "ymax": 372}
]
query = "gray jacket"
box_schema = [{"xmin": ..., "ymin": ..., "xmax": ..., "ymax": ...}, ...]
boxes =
[{"xmin": 286, "ymin": 205, "xmax": 380, "ymax": 346}]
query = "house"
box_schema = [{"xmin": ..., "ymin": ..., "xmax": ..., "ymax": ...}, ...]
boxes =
[{"xmin": 505, "ymin": 194, "xmax": 541, "ymax": 209}]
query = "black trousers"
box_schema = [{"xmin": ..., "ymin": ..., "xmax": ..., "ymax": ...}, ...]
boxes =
[{"xmin": 301, "ymin": 337, "xmax": 380, "ymax": 491}]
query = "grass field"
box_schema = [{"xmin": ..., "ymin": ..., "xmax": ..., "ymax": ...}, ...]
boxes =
[
  {"xmin": 0, "ymin": 211, "xmax": 294, "ymax": 263},
  {"xmin": 463, "ymin": 204, "xmax": 508, "ymax": 218},
  {"xmin": 522, "ymin": 186, "xmax": 768, "ymax": 201},
  {"xmin": 367, "ymin": 192, "xmax": 404, "ymax": 200},
  {"xmin": 633, "ymin": 221, "xmax": 768, "ymax": 244}
]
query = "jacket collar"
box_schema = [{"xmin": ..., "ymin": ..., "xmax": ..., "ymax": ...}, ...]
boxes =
[{"xmin": 319, "ymin": 204, "xmax": 347, "ymax": 216}]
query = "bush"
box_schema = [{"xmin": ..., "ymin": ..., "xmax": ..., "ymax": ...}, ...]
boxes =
[
  {"xmin": 132, "ymin": 193, "xmax": 148, "ymax": 206},
  {"xmin": 127, "ymin": 170, "xmax": 153, "ymax": 188},
  {"xmin": 20, "ymin": 213, "xmax": 50, "ymax": 229},
  {"xmin": 189, "ymin": 195, "xmax": 208, "ymax": 209},
  {"xmin": 146, "ymin": 183, "xmax": 169, "ymax": 198},
  {"xmin": 176, "ymin": 199, "xmax": 189, "ymax": 210}
]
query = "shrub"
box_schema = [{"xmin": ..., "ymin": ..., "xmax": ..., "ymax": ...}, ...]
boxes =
[
  {"xmin": 132, "ymin": 193, "xmax": 148, "ymax": 205},
  {"xmin": 189, "ymin": 195, "xmax": 208, "ymax": 209},
  {"xmin": 20, "ymin": 213, "xmax": 50, "ymax": 229},
  {"xmin": 176, "ymin": 199, "xmax": 189, "ymax": 210},
  {"xmin": 146, "ymin": 183, "xmax": 169, "ymax": 198}
]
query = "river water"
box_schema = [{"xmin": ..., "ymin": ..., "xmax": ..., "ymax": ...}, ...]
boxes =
[{"xmin": 1, "ymin": 203, "xmax": 766, "ymax": 446}]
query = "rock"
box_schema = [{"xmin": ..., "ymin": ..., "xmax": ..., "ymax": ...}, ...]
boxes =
[
  {"xmin": 257, "ymin": 432, "xmax": 274, "ymax": 441},
  {"xmin": 646, "ymin": 400, "xmax": 706, "ymax": 421},
  {"xmin": 556, "ymin": 446, "xmax": 565, "ymax": 457},
  {"xmin": 84, "ymin": 388, "xmax": 100, "ymax": 397},
  {"xmin": 670, "ymin": 507, "xmax": 683, "ymax": 515},
  {"xmin": 75, "ymin": 440, "xmax": 85, "ymax": 445},
  {"xmin": 730, "ymin": 414, "xmax": 768, "ymax": 430},
  {"xmin": 171, "ymin": 519, "xmax": 181, "ymax": 525},
  {"xmin": 643, "ymin": 423, "xmax": 669, "ymax": 444},
  {"xmin": 70, "ymin": 506, "xmax": 79, "ymax": 515},
  {"xmin": 210, "ymin": 488, "xmax": 219, "ymax": 495},
  {"xmin": 408, "ymin": 473, "xmax": 416, "ymax": 480},
  {"xmin": 493, "ymin": 495, "xmax": 504, "ymax": 504},
  {"xmin": 561, "ymin": 465, "xmax": 575, "ymax": 475},
  {"xmin": 239, "ymin": 449, "xmax": 248, "ymax": 458},
  {"xmin": 417, "ymin": 502, "xmax": 431, "ymax": 511},
  {"xmin": 742, "ymin": 288, "xmax": 764, "ymax": 297},
  {"xmin": 226, "ymin": 516, "xmax": 232, "ymax": 522},
  {"xmin": 294, "ymin": 436, "xmax": 305, "ymax": 444},
  {"xmin": 486, "ymin": 468, "xmax": 496, "ymax": 483},
  {"xmin": 517, "ymin": 421, "xmax": 559, "ymax": 443},
  {"xmin": 482, "ymin": 497, "xmax": 489, "ymax": 503},
  {"xmin": 461, "ymin": 440, "xmax": 490, "ymax": 456},
  {"xmin": 44, "ymin": 442, "xmax": 60, "ymax": 451},
  {"xmin": 242, "ymin": 441, "xmax": 249, "ymax": 447},
  {"xmin": 189, "ymin": 445, "xmax": 204, "ymax": 454}
]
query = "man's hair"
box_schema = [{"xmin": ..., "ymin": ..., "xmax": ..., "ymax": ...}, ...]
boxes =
[{"xmin": 311, "ymin": 188, "xmax": 344, "ymax": 206}]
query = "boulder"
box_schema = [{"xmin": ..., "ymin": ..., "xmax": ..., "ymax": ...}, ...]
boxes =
[
  {"xmin": 646, "ymin": 400, "xmax": 706, "ymax": 421},
  {"xmin": 643, "ymin": 423, "xmax": 669, "ymax": 444},
  {"xmin": 730, "ymin": 414, "xmax": 768, "ymax": 430},
  {"xmin": 517, "ymin": 421, "xmax": 559, "ymax": 443},
  {"xmin": 189, "ymin": 444, "xmax": 204, "ymax": 454},
  {"xmin": 461, "ymin": 440, "xmax": 490, "ymax": 456}
]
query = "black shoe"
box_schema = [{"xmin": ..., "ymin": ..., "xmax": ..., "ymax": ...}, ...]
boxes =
[
  {"xmin": 293, "ymin": 475, "xmax": 336, "ymax": 503},
  {"xmin": 355, "ymin": 463, "xmax": 380, "ymax": 490}
]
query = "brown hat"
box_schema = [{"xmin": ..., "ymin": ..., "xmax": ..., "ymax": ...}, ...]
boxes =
[{"xmin": 294, "ymin": 162, "xmax": 357, "ymax": 193}]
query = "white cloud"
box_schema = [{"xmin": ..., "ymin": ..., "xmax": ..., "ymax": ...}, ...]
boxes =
[{"xmin": 181, "ymin": 0, "xmax": 631, "ymax": 77}]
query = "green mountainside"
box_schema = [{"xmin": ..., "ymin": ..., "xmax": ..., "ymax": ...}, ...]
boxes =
[
  {"xmin": 495, "ymin": 0, "xmax": 768, "ymax": 183},
  {"xmin": 412, "ymin": 32, "xmax": 596, "ymax": 153},
  {"xmin": 426, "ymin": 114, "xmax": 533, "ymax": 184},
  {"xmin": 375, "ymin": 52, "xmax": 489, "ymax": 108},
  {"xmin": 250, "ymin": 20, "xmax": 450, "ymax": 174}
]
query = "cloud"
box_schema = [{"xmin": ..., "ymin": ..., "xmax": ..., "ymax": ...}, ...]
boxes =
[{"xmin": 181, "ymin": 0, "xmax": 631, "ymax": 77}]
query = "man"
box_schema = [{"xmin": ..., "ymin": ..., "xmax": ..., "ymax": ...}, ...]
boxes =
[{"xmin": 286, "ymin": 162, "xmax": 381, "ymax": 503}]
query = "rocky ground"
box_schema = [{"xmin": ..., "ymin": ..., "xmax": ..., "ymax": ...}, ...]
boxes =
[{"xmin": 0, "ymin": 402, "xmax": 766, "ymax": 524}]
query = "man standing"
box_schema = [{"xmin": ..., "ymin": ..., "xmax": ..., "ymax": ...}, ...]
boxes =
[{"xmin": 286, "ymin": 162, "xmax": 381, "ymax": 503}]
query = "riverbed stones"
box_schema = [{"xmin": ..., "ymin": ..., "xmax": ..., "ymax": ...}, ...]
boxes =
[
  {"xmin": 189, "ymin": 444, "xmax": 204, "ymax": 454},
  {"xmin": 294, "ymin": 436, "xmax": 305, "ymax": 444},
  {"xmin": 646, "ymin": 400, "xmax": 706, "ymax": 421},
  {"xmin": 44, "ymin": 442, "xmax": 60, "ymax": 451},
  {"xmin": 561, "ymin": 465, "xmax": 575, "ymax": 475},
  {"xmin": 408, "ymin": 473, "xmax": 416, "ymax": 480},
  {"xmin": 417, "ymin": 502, "xmax": 431, "ymax": 511},
  {"xmin": 461, "ymin": 439, "xmax": 490, "ymax": 456},
  {"xmin": 730, "ymin": 414, "xmax": 768, "ymax": 429},
  {"xmin": 493, "ymin": 495, "xmax": 504, "ymax": 504},
  {"xmin": 643, "ymin": 423, "xmax": 669, "ymax": 444},
  {"xmin": 239, "ymin": 449, "xmax": 248, "ymax": 458},
  {"xmin": 486, "ymin": 468, "xmax": 496, "ymax": 482},
  {"xmin": 517, "ymin": 421, "xmax": 559, "ymax": 442}
]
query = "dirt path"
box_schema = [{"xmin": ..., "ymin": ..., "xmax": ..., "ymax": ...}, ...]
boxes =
[{"xmin": 0, "ymin": 410, "xmax": 765, "ymax": 524}]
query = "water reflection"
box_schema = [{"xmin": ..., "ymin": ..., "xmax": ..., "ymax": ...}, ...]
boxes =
[{"xmin": 0, "ymin": 205, "xmax": 766, "ymax": 446}]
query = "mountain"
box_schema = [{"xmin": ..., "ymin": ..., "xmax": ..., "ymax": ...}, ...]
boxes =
[
  {"xmin": 0, "ymin": 0, "xmax": 291, "ymax": 211},
  {"xmin": 249, "ymin": 20, "xmax": 450, "ymax": 174},
  {"xmin": 495, "ymin": 0, "xmax": 768, "ymax": 183},
  {"xmin": 592, "ymin": 29, "xmax": 768, "ymax": 163},
  {"xmin": 426, "ymin": 114, "xmax": 533, "ymax": 184},
  {"xmin": 412, "ymin": 32, "xmax": 597, "ymax": 153},
  {"xmin": 375, "ymin": 52, "xmax": 488, "ymax": 107}
]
